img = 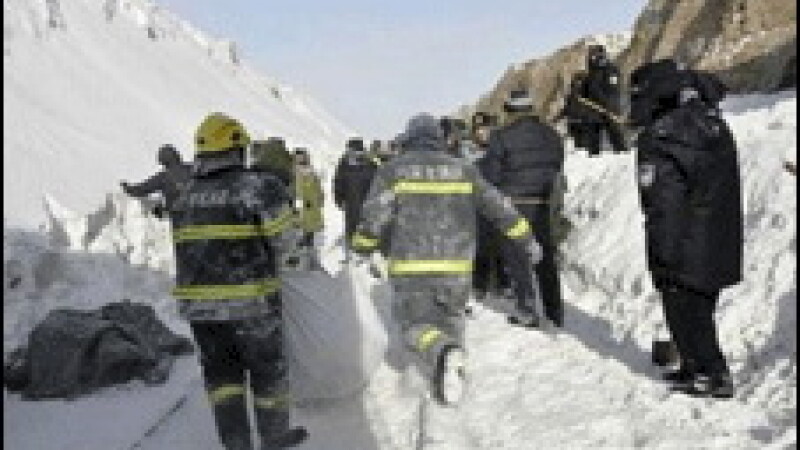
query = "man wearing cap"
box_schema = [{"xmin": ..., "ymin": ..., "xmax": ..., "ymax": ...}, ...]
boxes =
[{"xmin": 481, "ymin": 89, "xmax": 566, "ymax": 328}]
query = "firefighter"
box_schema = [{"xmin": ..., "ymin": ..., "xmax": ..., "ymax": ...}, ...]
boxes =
[
  {"xmin": 482, "ymin": 89, "xmax": 566, "ymax": 328},
  {"xmin": 121, "ymin": 144, "xmax": 191, "ymax": 219},
  {"xmin": 170, "ymin": 113, "xmax": 307, "ymax": 449},
  {"xmin": 351, "ymin": 113, "xmax": 542, "ymax": 405},
  {"xmin": 631, "ymin": 59, "xmax": 742, "ymax": 399}
]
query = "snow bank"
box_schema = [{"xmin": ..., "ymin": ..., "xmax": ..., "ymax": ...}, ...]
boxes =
[{"xmin": 3, "ymin": 0, "xmax": 352, "ymax": 230}]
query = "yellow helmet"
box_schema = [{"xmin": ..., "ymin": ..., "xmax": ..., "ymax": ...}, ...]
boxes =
[{"xmin": 194, "ymin": 113, "xmax": 250, "ymax": 154}]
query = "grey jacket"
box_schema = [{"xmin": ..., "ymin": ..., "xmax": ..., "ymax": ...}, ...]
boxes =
[{"xmin": 353, "ymin": 125, "xmax": 532, "ymax": 288}]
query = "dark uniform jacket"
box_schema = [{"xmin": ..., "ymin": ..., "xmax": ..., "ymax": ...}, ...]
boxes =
[
  {"xmin": 636, "ymin": 101, "xmax": 743, "ymax": 294},
  {"xmin": 333, "ymin": 151, "xmax": 378, "ymax": 236},
  {"xmin": 124, "ymin": 163, "xmax": 192, "ymax": 212},
  {"xmin": 480, "ymin": 116, "xmax": 565, "ymax": 200},
  {"xmin": 583, "ymin": 62, "xmax": 622, "ymax": 122},
  {"xmin": 170, "ymin": 161, "xmax": 294, "ymax": 321},
  {"xmin": 352, "ymin": 136, "xmax": 532, "ymax": 289}
]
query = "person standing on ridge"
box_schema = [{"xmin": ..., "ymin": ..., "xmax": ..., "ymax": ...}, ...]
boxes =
[
  {"xmin": 631, "ymin": 59, "xmax": 742, "ymax": 399},
  {"xmin": 170, "ymin": 113, "xmax": 308, "ymax": 449},
  {"xmin": 351, "ymin": 113, "xmax": 542, "ymax": 406},
  {"xmin": 481, "ymin": 89, "xmax": 566, "ymax": 328},
  {"xmin": 582, "ymin": 44, "xmax": 627, "ymax": 156}
]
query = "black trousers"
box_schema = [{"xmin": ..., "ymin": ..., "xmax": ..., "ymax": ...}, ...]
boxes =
[
  {"xmin": 474, "ymin": 218, "xmax": 509, "ymax": 294},
  {"xmin": 191, "ymin": 314, "xmax": 289, "ymax": 449},
  {"xmin": 585, "ymin": 118, "xmax": 627, "ymax": 155},
  {"xmin": 661, "ymin": 286, "xmax": 729, "ymax": 376},
  {"xmin": 503, "ymin": 203, "xmax": 564, "ymax": 325}
]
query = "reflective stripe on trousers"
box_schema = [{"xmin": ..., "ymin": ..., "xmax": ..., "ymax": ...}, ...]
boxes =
[
  {"xmin": 388, "ymin": 259, "xmax": 473, "ymax": 276},
  {"xmin": 172, "ymin": 278, "xmax": 280, "ymax": 300}
]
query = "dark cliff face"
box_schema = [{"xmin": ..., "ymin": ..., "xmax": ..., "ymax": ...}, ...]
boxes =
[{"xmin": 462, "ymin": 0, "xmax": 795, "ymax": 125}]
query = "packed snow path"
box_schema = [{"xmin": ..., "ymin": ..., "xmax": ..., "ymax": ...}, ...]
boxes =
[{"xmin": 131, "ymin": 281, "xmax": 790, "ymax": 450}]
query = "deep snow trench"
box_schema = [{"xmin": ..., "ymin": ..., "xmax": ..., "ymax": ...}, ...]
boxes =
[{"xmin": 4, "ymin": 92, "xmax": 796, "ymax": 449}]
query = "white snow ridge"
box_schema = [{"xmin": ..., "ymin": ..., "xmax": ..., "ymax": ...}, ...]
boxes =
[{"xmin": 3, "ymin": 1, "xmax": 796, "ymax": 449}]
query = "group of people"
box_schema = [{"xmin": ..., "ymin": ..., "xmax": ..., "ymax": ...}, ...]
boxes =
[{"xmin": 119, "ymin": 44, "xmax": 744, "ymax": 449}]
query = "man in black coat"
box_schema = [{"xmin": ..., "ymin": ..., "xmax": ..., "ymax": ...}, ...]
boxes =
[
  {"xmin": 481, "ymin": 89, "xmax": 566, "ymax": 327},
  {"xmin": 632, "ymin": 59, "xmax": 742, "ymax": 398},
  {"xmin": 582, "ymin": 45, "xmax": 627, "ymax": 156},
  {"xmin": 333, "ymin": 138, "xmax": 378, "ymax": 256}
]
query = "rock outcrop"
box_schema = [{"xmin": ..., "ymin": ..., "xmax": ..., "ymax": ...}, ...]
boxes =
[{"xmin": 461, "ymin": 0, "xmax": 795, "ymax": 124}]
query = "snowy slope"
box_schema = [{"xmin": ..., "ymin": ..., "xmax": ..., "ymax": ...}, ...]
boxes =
[
  {"xmin": 6, "ymin": 90, "xmax": 795, "ymax": 449},
  {"xmin": 3, "ymin": 0, "xmax": 352, "ymax": 229}
]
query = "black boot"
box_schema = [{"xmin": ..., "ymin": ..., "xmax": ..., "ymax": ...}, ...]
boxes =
[
  {"xmin": 507, "ymin": 309, "xmax": 540, "ymax": 328},
  {"xmin": 708, "ymin": 373, "xmax": 734, "ymax": 399},
  {"xmin": 664, "ymin": 368, "xmax": 697, "ymax": 393},
  {"xmin": 221, "ymin": 434, "xmax": 253, "ymax": 450},
  {"xmin": 432, "ymin": 345, "xmax": 467, "ymax": 406},
  {"xmin": 260, "ymin": 427, "xmax": 309, "ymax": 449}
]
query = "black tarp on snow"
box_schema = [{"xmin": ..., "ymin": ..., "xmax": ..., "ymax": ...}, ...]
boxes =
[{"xmin": 4, "ymin": 300, "xmax": 194, "ymax": 400}]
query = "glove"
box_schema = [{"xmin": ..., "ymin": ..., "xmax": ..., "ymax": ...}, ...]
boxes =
[
  {"xmin": 151, "ymin": 204, "xmax": 165, "ymax": 219},
  {"xmin": 527, "ymin": 239, "xmax": 543, "ymax": 265}
]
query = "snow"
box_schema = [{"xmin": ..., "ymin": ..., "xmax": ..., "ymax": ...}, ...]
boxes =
[
  {"xmin": 3, "ymin": 0, "xmax": 796, "ymax": 448},
  {"xmin": 3, "ymin": 0, "xmax": 352, "ymax": 229}
]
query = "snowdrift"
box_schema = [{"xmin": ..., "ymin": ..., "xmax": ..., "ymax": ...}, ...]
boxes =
[{"xmin": 3, "ymin": 0, "xmax": 352, "ymax": 230}]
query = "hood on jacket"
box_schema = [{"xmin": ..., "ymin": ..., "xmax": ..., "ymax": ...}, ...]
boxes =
[{"xmin": 397, "ymin": 113, "xmax": 445, "ymax": 151}]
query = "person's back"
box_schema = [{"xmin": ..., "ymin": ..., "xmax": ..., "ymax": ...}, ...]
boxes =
[
  {"xmin": 251, "ymin": 137, "xmax": 295, "ymax": 188},
  {"xmin": 482, "ymin": 115, "xmax": 564, "ymax": 199},
  {"xmin": 481, "ymin": 90, "xmax": 566, "ymax": 326},
  {"xmin": 171, "ymin": 167, "xmax": 291, "ymax": 317},
  {"xmin": 170, "ymin": 113, "xmax": 307, "ymax": 449},
  {"xmin": 352, "ymin": 113, "xmax": 539, "ymax": 406},
  {"xmin": 333, "ymin": 139, "xmax": 377, "ymax": 241}
]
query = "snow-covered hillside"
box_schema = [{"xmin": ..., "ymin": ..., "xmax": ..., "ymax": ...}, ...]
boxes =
[
  {"xmin": 6, "ymin": 87, "xmax": 795, "ymax": 448},
  {"xmin": 3, "ymin": 0, "xmax": 352, "ymax": 228}
]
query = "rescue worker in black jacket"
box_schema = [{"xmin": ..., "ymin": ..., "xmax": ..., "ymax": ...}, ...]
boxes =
[
  {"xmin": 351, "ymin": 113, "xmax": 542, "ymax": 405},
  {"xmin": 333, "ymin": 138, "xmax": 378, "ymax": 257},
  {"xmin": 170, "ymin": 113, "xmax": 307, "ymax": 449},
  {"xmin": 631, "ymin": 59, "xmax": 742, "ymax": 399},
  {"xmin": 481, "ymin": 89, "xmax": 566, "ymax": 327},
  {"xmin": 121, "ymin": 144, "xmax": 192, "ymax": 218},
  {"xmin": 582, "ymin": 45, "xmax": 627, "ymax": 155}
]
